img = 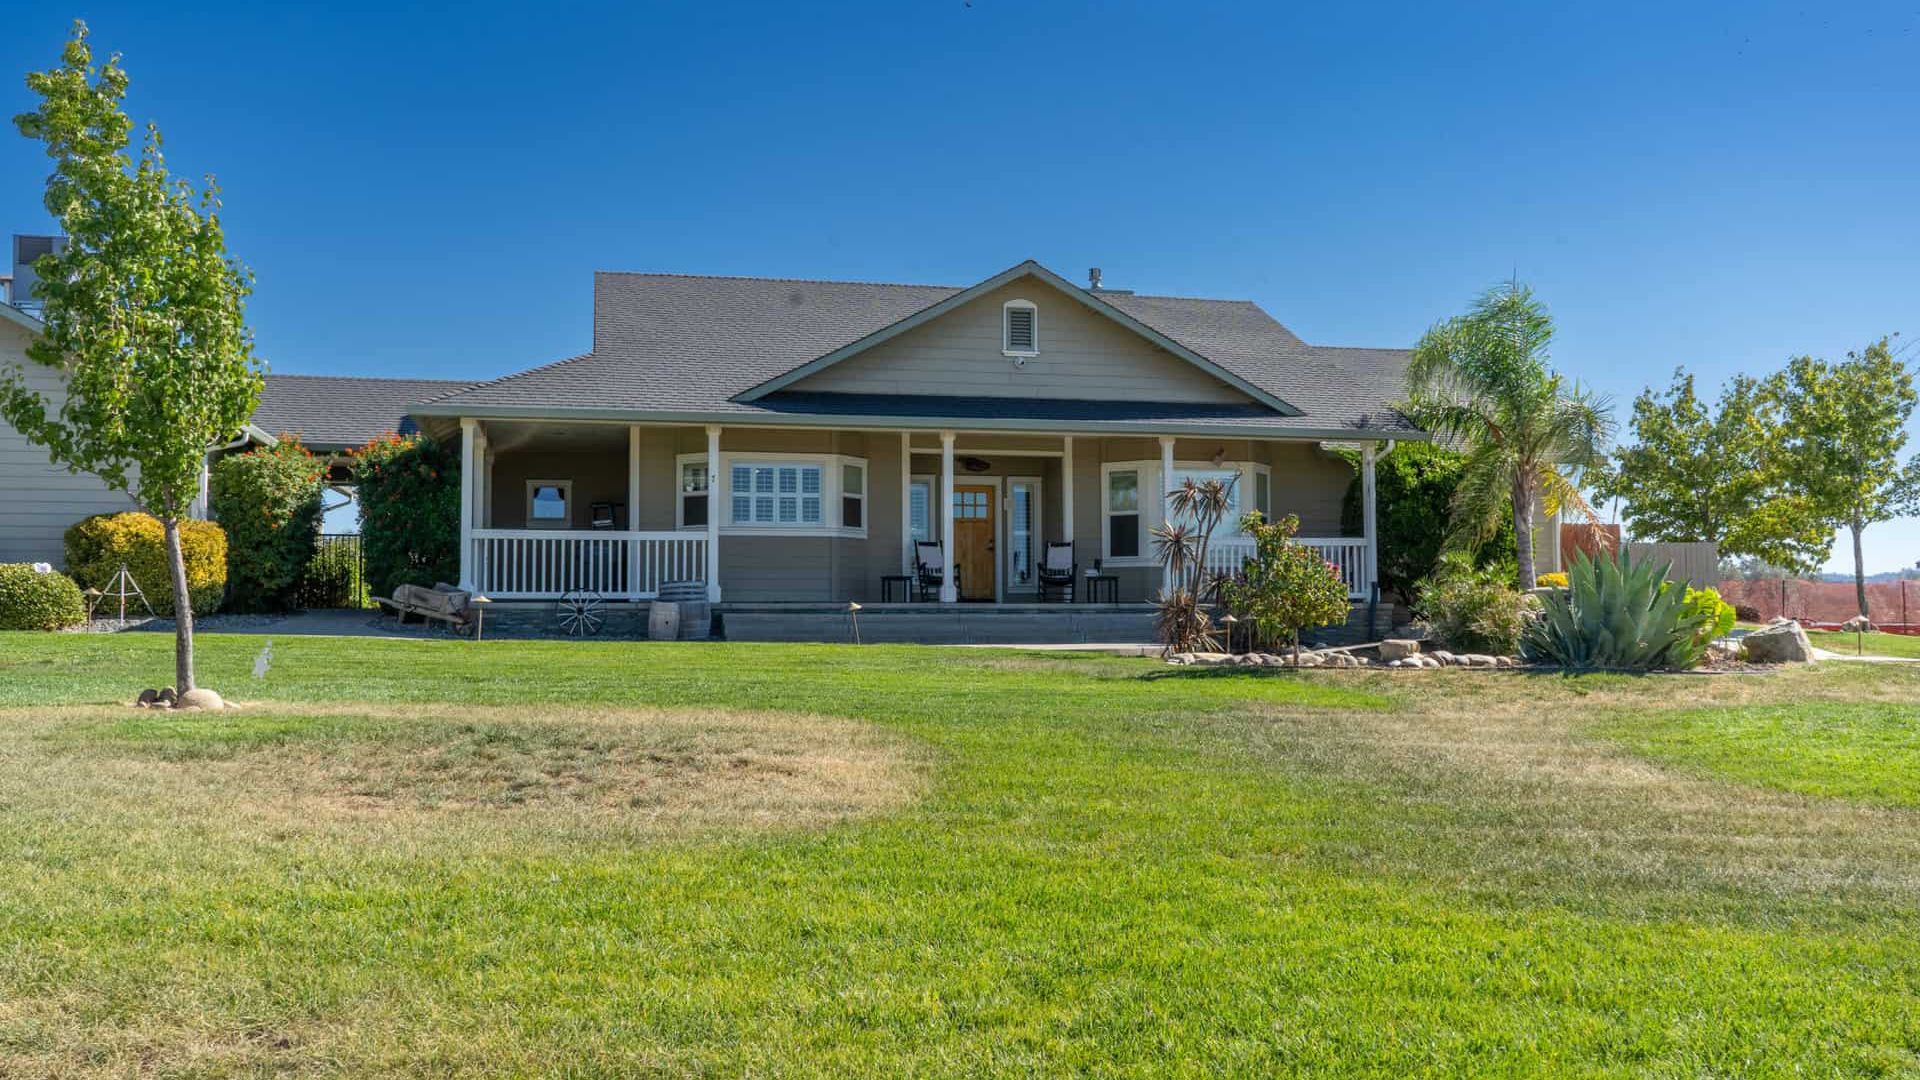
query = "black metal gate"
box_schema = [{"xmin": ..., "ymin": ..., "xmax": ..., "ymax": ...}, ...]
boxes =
[{"xmin": 297, "ymin": 534, "xmax": 372, "ymax": 608}]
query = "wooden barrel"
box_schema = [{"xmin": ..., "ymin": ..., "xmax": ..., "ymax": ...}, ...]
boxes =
[{"xmin": 647, "ymin": 601, "xmax": 681, "ymax": 641}]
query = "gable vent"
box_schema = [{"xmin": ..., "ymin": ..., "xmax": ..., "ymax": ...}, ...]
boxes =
[{"xmin": 1003, "ymin": 301, "xmax": 1037, "ymax": 355}]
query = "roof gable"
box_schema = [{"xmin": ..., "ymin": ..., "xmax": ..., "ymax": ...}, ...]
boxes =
[{"xmin": 735, "ymin": 261, "xmax": 1300, "ymax": 414}]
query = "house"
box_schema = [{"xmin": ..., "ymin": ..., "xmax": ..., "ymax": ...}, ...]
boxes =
[{"xmin": 405, "ymin": 260, "xmax": 1423, "ymax": 640}]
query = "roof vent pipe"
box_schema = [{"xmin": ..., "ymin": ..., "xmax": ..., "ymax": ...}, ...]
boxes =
[{"xmin": 1088, "ymin": 267, "xmax": 1102, "ymax": 291}]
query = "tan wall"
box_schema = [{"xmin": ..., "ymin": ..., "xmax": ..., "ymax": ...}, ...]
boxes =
[
  {"xmin": 0, "ymin": 321, "xmax": 140, "ymax": 565},
  {"xmin": 789, "ymin": 277, "xmax": 1253, "ymax": 404}
]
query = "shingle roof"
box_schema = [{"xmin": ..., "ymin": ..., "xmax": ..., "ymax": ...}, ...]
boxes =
[
  {"xmin": 414, "ymin": 264, "xmax": 1418, "ymax": 438},
  {"xmin": 253, "ymin": 374, "xmax": 473, "ymax": 449}
]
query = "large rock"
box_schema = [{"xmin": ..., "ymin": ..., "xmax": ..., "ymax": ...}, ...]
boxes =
[
  {"xmin": 1378, "ymin": 639, "xmax": 1422, "ymax": 662},
  {"xmin": 177, "ymin": 688, "xmax": 225, "ymax": 710},
  {"xmin": 1743, "ymin": 619, "xmax": 1815, "ymax": 664}
]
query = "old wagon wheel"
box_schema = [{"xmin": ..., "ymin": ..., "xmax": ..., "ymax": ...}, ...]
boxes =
[{"xmin": 555, "ymin": 589, "xmax": 605, "ymax": 637}]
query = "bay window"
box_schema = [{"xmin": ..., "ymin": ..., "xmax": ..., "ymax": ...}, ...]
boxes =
[{"xmin": 710, "ymin": 454, "xmax": 867, "ymax": 534}]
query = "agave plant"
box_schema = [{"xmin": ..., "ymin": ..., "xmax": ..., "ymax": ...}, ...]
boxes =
[{"xmin": 1521, "ymin": 549, "xmax": 1711, "ymax": 670}]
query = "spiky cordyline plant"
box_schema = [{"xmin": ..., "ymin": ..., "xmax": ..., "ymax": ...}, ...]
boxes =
[
  {"xmin": 1151, "ymin": 477, "xmax": 1236, "ymax": 653},
  {"xmin": 1405, "ymin": 283, "xmax": 1613, "ymax": 589}
]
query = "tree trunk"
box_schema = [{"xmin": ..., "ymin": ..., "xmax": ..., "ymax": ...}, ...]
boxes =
[
  {"xmin": 1512, "ymin": 478, "xmax": 1536, "ymax": 590},
  {"xmin": 163, "ymin": 516, "xmax": 195, "ymax": 693},
  {"xmin": 1851, "ymin": 520, "xmax": 1868, "ymax": 619}
]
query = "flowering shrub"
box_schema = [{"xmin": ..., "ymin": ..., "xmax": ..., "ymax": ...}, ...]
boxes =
[
  {"xmin": 0, "ymin": 563, "xmax": 87, "ymax": 630},
  {"xmin": 352, "ymin": 434, "xmax": 460, "ymax": 596},
  {"xmin": 211, "ymin": 437, "xmax": 325, "ymax": 611},
  {"xmin": 1536, "ymin": 571, "xmax": 1569, "ymax": 588},
  {"xmin": 64, "ymin": 513, "xmax": 226, "ymax": 616}
]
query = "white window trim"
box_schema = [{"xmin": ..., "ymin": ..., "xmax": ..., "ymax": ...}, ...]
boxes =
[
  {"xmin": 1002, "ymin": 298, "xmax": 1038, "ymax": 357},
  {"xmin": 673, "ymin": 453, "xmax": 711, "ymax": 530},
  {"xmin": 704, "ymin": 451, "xmax": 869, "ymax": 538}
]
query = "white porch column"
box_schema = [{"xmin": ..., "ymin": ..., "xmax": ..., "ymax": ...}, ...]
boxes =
[
  {"xmin": 1159, "ymin": 435, "xmax": 1176, "ymax": 596},
  {"xmin": 627, "ymin": 425, "xmax": 642, "ymax": 601},
  {"xmin": 1060, "ymin": 436, "xmax": 1074, "ymax": 547},
  {"xmin": 1361, "ymin": 443, "xmax": 1379, "ymax": 599},
  {"xmin": 705, "ymin": 425, "xmax": 723, "ymax": 603},
  {"xmin": 459, "ymin": 418, "xmax": 478, "ymax": 589},
  {"xmin": 939, "ymin": 431, "xmax": 957, "ymax": 603},
  {"xmin": 899, "ymin": 431, "xmax": 913, "ymax": 575}
]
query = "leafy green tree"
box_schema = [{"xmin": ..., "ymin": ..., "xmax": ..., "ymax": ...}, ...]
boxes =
[
  {"xmin": 1, "ymin": 24, "xmax": 262, "ymax": 692},
  {"xmin": 1766, "ymin": 339, "xmax": 1920, "ymax": 617},
  {"xmin": 211, "ymin": 439, "xmax": 325, "ymax": 612},
  {"xmin": 353, "ymin": 434, "xmax": 461, "ymax": 597},
  {"xmin": 1340, "ymin": 441, "xmax": 1515, "ymax": 600},
  {"xmin": 1589, "ymin": 369, "xmax": 1829, "ymax": 574},
  {"xmin": 1404, "ymin": 283, "xmax": 1613, "ymax": 589},
  {"xmin": 1217, "ymin": 512, "xmax": 1352, "ymax": 662}
]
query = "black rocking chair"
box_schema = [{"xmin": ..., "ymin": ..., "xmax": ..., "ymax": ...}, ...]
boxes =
[{"xmin": 1037, "ymin": 541, "xmax": 1077, "ymax": 603}]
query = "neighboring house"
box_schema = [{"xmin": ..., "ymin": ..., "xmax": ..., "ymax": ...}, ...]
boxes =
[
  {"xmin": 406, "ymin": 260, "xmax": 1424, "ymax": 622},
  {"xmin": 0, "ymin": 294, "xmax": 461, "ymax": 564}
]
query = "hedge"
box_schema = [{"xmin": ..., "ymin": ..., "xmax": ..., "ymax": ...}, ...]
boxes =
[
  {"xmin": 64, "ymin": 513, "xmax": 226, "ymax": 617},
  {"xmin": 1341, "ymin": 442, "xmax": 1516, "ymax": 602},
  {"xmin": 0, "ymin": 563, "xmax": 87, "ymax": 630},
  {"xmin": 353, "ymin": 434, "xmax": 459, "ymax": 597},
  {"xmin": 212, "ymin": 438, "xmax": 325, "ymax": 611}
]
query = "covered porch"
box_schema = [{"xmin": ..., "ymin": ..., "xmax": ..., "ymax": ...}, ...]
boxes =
[{"xmin": 451, "ymin": 419, "xmax": 1385, "ymax": 607}]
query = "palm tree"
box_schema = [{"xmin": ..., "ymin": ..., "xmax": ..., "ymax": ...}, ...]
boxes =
[{"xmin": 1405, "ymin": 283, "xmax": 1613, "ymax": 589}]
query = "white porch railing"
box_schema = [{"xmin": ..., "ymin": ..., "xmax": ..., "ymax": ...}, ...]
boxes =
[
  {"xmin": 470, "ymin": 529, "xmax": 707, "ymax": 599},
  {"xmin": 1203, "ymin": 536, "xmax": 1370, "ymax": 599}
]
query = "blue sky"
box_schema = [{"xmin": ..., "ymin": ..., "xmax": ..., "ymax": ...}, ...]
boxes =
[{"xmin": 4, "ymin": 2, "xmax": 1917, "ymax": 572}]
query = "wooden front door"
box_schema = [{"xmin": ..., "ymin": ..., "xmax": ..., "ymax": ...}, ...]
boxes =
[{"xmin": 954, "ymin": 485, "xmax": 996, "ymax": 600}]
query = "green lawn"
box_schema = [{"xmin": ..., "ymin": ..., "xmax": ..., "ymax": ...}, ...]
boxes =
[
  {"xmin": 2, "ymin": 634, "xmax": 1919, "ymax": 1076},
  {"xmin": 1805, "ymin": 628, "xmax": 1920, "ymax": 659}
]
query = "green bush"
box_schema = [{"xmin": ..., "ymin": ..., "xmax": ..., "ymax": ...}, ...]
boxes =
[
  {"xmin": 211, "ymin": 438, "xmax": 325, "ymax": 611},
  {"xmin": 1414, "ymin": 551, "xmax": 1533, "ymax": 655},
  {"xmin": 0, "ymin": 563, "xmax": 87, "ymax": 630},
  {"xmin": 1342, "ymin": 442, "xmax": 1517, "ymax": 600},
  {"xmin": 1522, "ymin": 550, "xmax": 1711, "ymax": 670},
  {"xmin": 63, "ymin": 512, "xmax": 225, "ymax": 617},
  {"xmin": 353, "ymin": 434, "xmax": 459, "ymax": 597},
  {"xmin": 1218, "ymin": 511, "xmax": 1352, "ymax": 658}
]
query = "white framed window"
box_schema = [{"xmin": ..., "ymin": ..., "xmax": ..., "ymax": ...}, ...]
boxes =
[
  {"xmin": 526, "ymin": 479, "xmax": 571, "ymax": 529},
  {"xmin": 1103, "ymin": 466, "xmax": 1142, "ymax": 561},
  {"xmin": 1003, "ymin": 298, "xmax": 1038, "ymax": 356},
  {"xmin": 722, "ymin": 454, "xmax": 867, "ymax": 535},
  {"xmin": 841, "ymin": 462, "xmax": 865, "ymax": 529},
  {"xmin": 675, "ymin": 457, "xmax": 710, "ymax": 528}
]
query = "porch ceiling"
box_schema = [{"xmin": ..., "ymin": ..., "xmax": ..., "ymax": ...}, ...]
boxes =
[{"xmin": 480, "ymin": 419, "xmax": 633, "ymax": 453}]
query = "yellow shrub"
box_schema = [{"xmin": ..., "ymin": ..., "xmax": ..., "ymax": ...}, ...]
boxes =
[
  {"xmin": 63, "ymin": 513, "xmax": 226, "ymax": 616},
  {"xmin": 1536, "ymin": 571, "xmax": 1569, "ymax": 588}
]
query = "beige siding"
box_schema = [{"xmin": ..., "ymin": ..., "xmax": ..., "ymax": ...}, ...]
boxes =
[
  {"xmin": 0, "ymin": 322, "xmax": 139, "ymax": 565},
  {"xmin": 790, "ymin": 278, "xmax": 1253, "ymax": 404}
]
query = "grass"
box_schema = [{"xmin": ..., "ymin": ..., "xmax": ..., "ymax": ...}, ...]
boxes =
[
  {"xmin": 1, "ymin": 633, "xmax": 1919, "ymax": 1075},
  {"xmin": 1805, "ymin": 628, "xmax": 1920, "ymax": 659}
]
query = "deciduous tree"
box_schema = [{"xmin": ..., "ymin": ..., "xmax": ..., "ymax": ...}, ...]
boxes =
[
  {"xmin": 1766, "ymin": 339, "xmax": 1920, "ymax": 617},
  {"xmin": 1589, "ymin": 369, "xmax": 1830, "ymax": 573},
  {"xmin": 1, "ymin": 23, "xmax": 262, "ymax": 692}
]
